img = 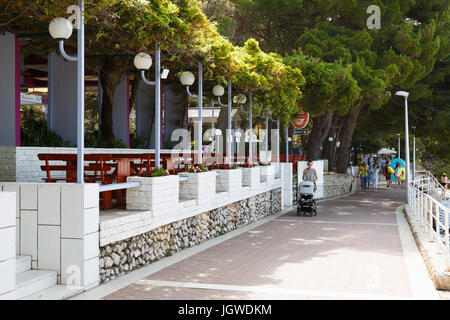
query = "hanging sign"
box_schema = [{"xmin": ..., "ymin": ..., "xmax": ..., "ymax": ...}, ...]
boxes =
[
  {"xmin": 291, "ymin": 112, "xmax": 310, "ymax": 129},
  {"xmin": 292, "ymin": 129, "xmax": 309, "ymax": 135}
]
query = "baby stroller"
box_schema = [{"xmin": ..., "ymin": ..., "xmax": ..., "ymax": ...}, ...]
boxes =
[{"xmin": 297, "ymin": 181, "xmax": 317, "ymax": 216}]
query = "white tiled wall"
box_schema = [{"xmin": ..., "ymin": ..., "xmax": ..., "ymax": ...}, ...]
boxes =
[
  {"xmin": 0, "ymin": 192, "xmax": 16, "ymax": 297},
  {"xmin": 0, "ymin": 183, "xmax": 100, "ymax": 289}
]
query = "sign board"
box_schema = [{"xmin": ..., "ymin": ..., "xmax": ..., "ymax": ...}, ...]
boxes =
[
  {"xmin": 293, "ymin": 129, "xmax": 308, "ymax": 135},
  {"xmin": 291, "ymin": 112, "xmax": 309, "ymax": 129}
]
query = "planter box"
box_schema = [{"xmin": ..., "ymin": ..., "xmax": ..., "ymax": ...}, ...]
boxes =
[
  {"xmin": 242, "ymin": 167, "xmax": 261, "ymax": 190},
  {"xmin": 179, "ymin": 171, "xmax": 216, "ymax": 205},
  {"xmin": 260, "ymin": 165, "xmax": 276, "ymax": 185},
  {"xmin": 126, "ymin": 175, "xmax": 179, "ymax": 217},
  {"xmin": 216, "ymin": 169, "xmax": 242, "ymax": 195}
]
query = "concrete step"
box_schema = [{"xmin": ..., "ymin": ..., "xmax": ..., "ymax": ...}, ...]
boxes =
[
  {"xmin": 15, "ymin": 255, "xmax": 31, "ymax": 274},
  {"xmin": 15, "ymin": 270, "xmax": 57, "ymax": 299},
  {"xmin": 21, "ymin": 284, "xmax": 84, "ymax": 300}
]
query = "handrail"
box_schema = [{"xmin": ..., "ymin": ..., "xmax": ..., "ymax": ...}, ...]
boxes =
[
  {"xmin": 99, "ymin": 181, "xmax": 141, "ymax": 192},
  {"xmin": 407, "ymin": 177, "xmax": 449, "ymax": 269}
]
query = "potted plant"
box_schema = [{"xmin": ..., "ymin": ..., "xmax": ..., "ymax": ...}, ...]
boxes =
[
  {"xmin": 126, "ymin": 167, "xmax": 179, "ymax": 214},
  {"xmin": 180, "ymin": 164, "xmax": 215, "ymax": 204}
]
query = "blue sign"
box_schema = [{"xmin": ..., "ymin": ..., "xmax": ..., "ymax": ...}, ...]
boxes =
[{"xmin": 293, "ymin": 130, "xmax": 308, "ymax": 135}]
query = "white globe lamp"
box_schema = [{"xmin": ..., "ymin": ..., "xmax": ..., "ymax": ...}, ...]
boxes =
[
  {"xmin": 49, "ymin": 18, "xmax": 73, "ymax": 40},
  {"xmin": 213, "ymin": 84, "xmax": 225, "ymax": 97},
  {"xmin": 134, "ymin": 52, "xmax": 152, "ymax": 70},
  {"xmin": 180, "ymin": 71, "xmax": 195, "ymax": 86}
]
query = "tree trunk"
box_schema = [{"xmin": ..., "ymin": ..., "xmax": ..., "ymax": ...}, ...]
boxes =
[
  {"xmin": 128, "ymin": 74, "xmax": 139, "ymax": 114},
  {"xmin": 99, "ymin": 57, "xmax": 127, "ymax": 143},
  {"xmin": 305, "ymin": 110, "xmax": 333, "ymax": 160},
  {"xmin": 321, "ymin": 114, "xmax": 337, "ymax": 171},
  {"xmin": 335, "ymin": 106, "xmax": 362, "ymax": 173}
]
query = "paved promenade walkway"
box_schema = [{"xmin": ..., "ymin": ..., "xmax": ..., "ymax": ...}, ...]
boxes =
[{"xmin": 74, "ymin": 184, "xmax": 440, "ymax": 300}]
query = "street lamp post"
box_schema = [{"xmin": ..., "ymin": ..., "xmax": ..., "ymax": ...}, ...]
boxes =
[
  {"xmin": 396, "ymin": 133, "xmax": 401, "ymax": 159},
  {"xmin": 49, "ymin": 1, "xmax": 85, "ymax": 183},
  {"xmin": 413, "ymin": 134, "xmax": 416, "ymax": 181},
  {"xmin": 216, "ymin": 81, "xmax": 232, "ymax": 165},
  {"xmin": 395, "ymin": 91, "xmax": 410, "ymax": 204},
  {"xmin": 285, "ymin": 126, "xmax": 291, "ymax": 163},
  {"xmin": 180, "ymin": 64, "xmax": 203, "ymax": 165},
  {"xmin": 134, "ymin": 44, "xmax": 169, "ymax": 169},
  {"xmin": 235, "ymin": 93, "xmax": 252, "ymax": 164}
]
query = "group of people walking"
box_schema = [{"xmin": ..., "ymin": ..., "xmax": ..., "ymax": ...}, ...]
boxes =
[{"xmin": 349, "ymin": 154, "xmax": 406, "ymax": 192}]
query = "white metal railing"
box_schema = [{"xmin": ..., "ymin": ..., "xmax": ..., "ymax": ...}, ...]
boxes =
[
  {"xmin": 408, "ymin": 176, "xmax": 450, "ymax": 269},
  {"xmin": 415, "ymin": 170, "xmax": 448, "ymax": 201},
  {"xmin": 99, "ymin": 181, "xmax": 141, "ymax": 192}
]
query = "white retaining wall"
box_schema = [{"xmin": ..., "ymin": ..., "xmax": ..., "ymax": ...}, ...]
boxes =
[
  {"xmin": 0, "ymin": 182, "xmax": 100, "ymax": 289},
  {"xmin": 242, "ymin": 167, "xmax": 261, "ymax": 190},
  {"xmin": 216, "ymin": 169, "xmax": 243, "ymax": 195},
  {"xmin": 0, "ymin": 192, "xmax": 16, "ymax": 297},
  {"xmin": 0, "ymin": 147, "xmax": 185, "ymax": 182},
  {"xmin": 179, "ymin": 171, "xmax": 217, "ymax": 205}
]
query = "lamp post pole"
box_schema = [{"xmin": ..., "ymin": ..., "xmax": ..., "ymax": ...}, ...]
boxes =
[
  {"xmin": 211, "ymin": 101, "xmax": 215, "ymax": 151},
  {"xmin": 395, "ymin": 91, "xmax": 410, "ymax": 204},
  {"xmin": 397, "ymin": 133, "xmax": 401, "ymax": 159},
  {"xmin": 227, "ymin": 79, "xmax": 232, "ymax": 166},
  {"xmin": 404, "ymin": 96, "xmax": 411, "ymax": 204},
  {"xmin": 277, "ymin": 120, "xmax": 280, "ymax": 164},
  {"xmin": 76, "ymin": 0, "xmax": 85, "ymax": 184},
  {"xmin": 249, "ymin": 93, "xmax": 253, "ymax": 165},
  {"xmin": 286, "ymin": 125, "xmax": 289, "ymax": 163},
  {"xmin": 234, "ymin": 112, "xmax": 237, "ymax": 154},
  {"xmin": 197, "ymin": 63, "xmax": 203, "ymax": 165},
  {"xmin": 155, "ymin": 44, "xmax": 161, "ymax": 168},
  {"xmin": 265, "ymin": 111, "xmax": 269, "ymax": 161}
]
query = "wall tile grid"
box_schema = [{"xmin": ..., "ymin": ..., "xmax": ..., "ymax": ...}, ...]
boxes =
[
  {"xmin": 0, "ymin": 182, "xmax": 100, "ymax": 289},
  {"xmin": 242, "ymin": 166, "xmax": 261, "ymax": 190},
  {"xmin": 179, "ymin": 171, "xmax": 216, "ymax": 205},
  {"xmin": 0, "ymin": 192, "xmax": 16, "ymax": 297},
  {"xmin": 216, "ymin": 169, "xmax": 243, "ymax": 196},
  {"xmin": 260, "ymin": 164, "xmax": 276, "ymax": 185}
]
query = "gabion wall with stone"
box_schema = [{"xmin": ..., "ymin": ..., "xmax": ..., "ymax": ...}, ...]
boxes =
[
  {"xmin": 323, "ymin": 173, "xmax": 354, "ymax": 199},
  {"xmin": 99, "ymin": 188, "xmax": 281, "ymax": 283},
  {"xmin": 292, "ymin": 173, "xmax": 354, "ymax": 205},
  {"xmin": 292, "ymin": 174, "xmax": 298, "ymax": 205}
]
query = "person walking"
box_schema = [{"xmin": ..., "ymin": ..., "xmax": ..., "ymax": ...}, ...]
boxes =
[
  {"xmin": 441, "ymin": 173, "xmax": 448, "ymax": 197},
  {"xmin": 303, "ymin": 159, "xmax": 318, "ymax": 192},
  {"xmin": 394, "ymin": 162, "xmax": 405, "ymax": 189},
  {"xmin": 384, "ymin": 161, "xmax": 393, "ymax": 188},
  {"xmin": 348, "ymin": 162, "xmax": 356, "ymax": 192},
  {"xmin": 359, "ymin": 161, "xmax": 368, "ymax": 192},
  {"xmin": 370, "ymin": 163, "xmax": 380, "ymax": 192}
]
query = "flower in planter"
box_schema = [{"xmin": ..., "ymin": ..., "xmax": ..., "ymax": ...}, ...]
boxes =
[
  {"xmin": 188, "ymin": 164, "xmax": 209, "ymax": 173},
  {"xmin": 150, "ymin": 168, "xmax": 170, "ymax": 177},
  {"xmin": 224, "ymin": 164, "xmax": 238, "ymax": 170}
]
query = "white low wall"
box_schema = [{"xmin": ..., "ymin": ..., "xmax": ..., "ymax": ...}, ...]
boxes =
[
  {"xmin": 0, "ymin": 192, "xmax": 16, "ymax": 297},
  {"xmin": 0, "ymin": 146, "xmax": 186, "ymax": 182},
  {"xmin": 0, "ymin": 182, "xmax": 100, "ymax": 289}
]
